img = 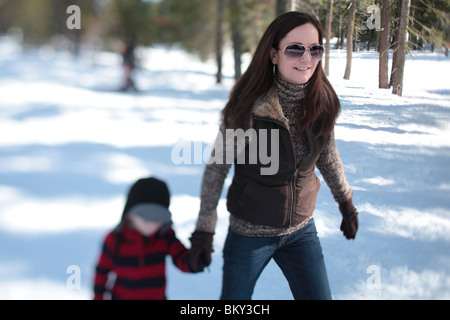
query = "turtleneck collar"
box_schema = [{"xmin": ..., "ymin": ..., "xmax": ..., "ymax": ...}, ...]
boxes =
[{"xmin": 274, "ymin": 75, "xmax": 308, "ymax": 106}]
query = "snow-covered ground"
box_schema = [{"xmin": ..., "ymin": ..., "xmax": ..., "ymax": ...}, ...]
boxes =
[{"xmin": 0, "ymin": 35, "xmax": 449, "ymax": 299}]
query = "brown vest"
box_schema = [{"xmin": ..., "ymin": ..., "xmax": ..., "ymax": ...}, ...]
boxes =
[{"xmin": 226, "ymin": 89, "xmax": 328, "ymax": 228}]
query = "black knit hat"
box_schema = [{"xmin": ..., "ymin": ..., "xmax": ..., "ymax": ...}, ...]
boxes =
[{"xmin": 121, "ymin": 177, "xmax": 171, "ymax": 221}]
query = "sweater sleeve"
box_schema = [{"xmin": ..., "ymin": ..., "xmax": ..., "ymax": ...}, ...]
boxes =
[
  {"xmin": 93, "ymin": 232, "xmax": 115, "ymax": 300},
  {"xmin": 195, "ymin": 125, "xmax": 232, "ymax": 232},
  {"xmin": 316, "ymin": 130, "xmax": 352, "ymax": 203},
  {"xmin": 165, "ymin": 229, "xmax": 191, "ymax": 273}
]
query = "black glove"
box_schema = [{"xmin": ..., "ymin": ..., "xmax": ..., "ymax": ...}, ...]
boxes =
[
  {"xmin": 188, "ymin": 231, "xmax": 214, "ymax": 273},
  {"xmin": 338, "ymin": 197, "xmax": 358, "ymax": 240}
]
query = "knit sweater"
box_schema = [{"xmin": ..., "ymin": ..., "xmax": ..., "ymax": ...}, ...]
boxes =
[
  {"xmin": 93, "ymin": 226, "xmax": 191, "ymax": 300},
  {"xmin": 196, "ymin": 77, "xmax": 352, "ymax": 237}
]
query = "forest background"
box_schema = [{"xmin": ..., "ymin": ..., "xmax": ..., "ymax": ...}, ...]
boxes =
[{"xmin": 0, "ymin": 0, "xmax": 448, "ymax": 93}]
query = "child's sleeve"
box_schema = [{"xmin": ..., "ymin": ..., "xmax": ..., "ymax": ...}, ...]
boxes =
[
  {"xmin": 93, "ymin": 233, "xmax": 115, "ymax": 300},
  {"xmin": 165, "ymin": 229, "xmax": 192, "ymax": 273}
]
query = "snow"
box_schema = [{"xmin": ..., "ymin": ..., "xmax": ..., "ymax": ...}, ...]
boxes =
[{"xmin": 1, "ymin": 35, "xmax": 450, "ymax": 300}]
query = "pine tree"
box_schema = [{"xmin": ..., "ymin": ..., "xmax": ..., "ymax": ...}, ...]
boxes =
[
  {"xmin": 391, "ymin": 0, "xmax": 411, "ymax": 96},
  {"xmin": 216, "ymin": 0, "xmax": 225, "ymax": 84},
  {"xmin": 324, "ymin": 0, "xmax": 334, "ymax": 76},
  {"xmin": 229, "ymin": 0, "xmax": 243, "ymax": 80},
  {"xmin": 344, "ymin": 0, "xmax": 357, "ymax": 80},
  {"xmin": 379, "ymin": 0, "xmax": 392, "ymax": 89}
]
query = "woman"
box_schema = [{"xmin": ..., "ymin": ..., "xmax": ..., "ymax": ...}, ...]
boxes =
[{"xmin": 189, "ymin": 11, "xmax": 358, "ymax": 300}]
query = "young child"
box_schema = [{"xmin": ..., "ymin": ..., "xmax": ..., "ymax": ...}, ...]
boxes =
[{"xmin": 93, "ymin": 177, "xmax": 196, "ymax": 300}]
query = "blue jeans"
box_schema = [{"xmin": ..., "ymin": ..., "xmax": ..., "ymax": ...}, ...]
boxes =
[{"xmin": 220, "ymin": 219, "xmax": 331, "ymax": 300}]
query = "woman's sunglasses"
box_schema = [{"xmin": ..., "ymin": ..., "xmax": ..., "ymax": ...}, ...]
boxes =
[{"xmin": 278, "ymin": 44, "xmax": 324, "ymax": 61}]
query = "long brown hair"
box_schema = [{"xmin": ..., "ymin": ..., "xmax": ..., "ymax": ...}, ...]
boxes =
[{"xmin": 222, "ymin": 11, "xmax": 340, "ymax": 139}]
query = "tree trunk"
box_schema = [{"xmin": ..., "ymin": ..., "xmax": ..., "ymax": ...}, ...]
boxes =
[
  {"xmin": 276, "ymin": 0, "xmax": 291, "ymax": 17},
  {"xmin": 324, "ymin": 0, "xmax": 334, "ymax": 76},
  {"xmin": 337, "ymin": 14, "xmax": 344, "ymax": 49},
  {"xmin": 215, "ymin": 0, "xmax": 224, "ymax": 84},
  {"xmin": 343, "ymin": 0, "xmax": 356, "ymax": 80},
  {"xmin": 229, "ymin": 0, "xmax": 242, "ymax": 80},
  {"xmin": 389, "ymin": 6, "xmax": 400, "ymax": 88},
  {"xmin": 379, "ymin": 0, "xmax": 391, "ymax": 89},
  {"xmin": 391, "ymin": 0, "xmax": 411, "ymax": 96}
]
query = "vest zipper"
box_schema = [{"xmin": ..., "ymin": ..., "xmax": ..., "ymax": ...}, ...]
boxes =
[{"xmin": 289, "ymin": 168, "xmax": 299, "ymax": 227}]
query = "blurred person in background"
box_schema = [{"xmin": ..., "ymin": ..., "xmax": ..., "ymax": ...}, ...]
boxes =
[{"xmin": 120, "ymin": 40, "xmax": 137, "ymax": 92}]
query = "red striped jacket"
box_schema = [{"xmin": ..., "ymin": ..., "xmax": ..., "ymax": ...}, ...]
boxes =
[{"xmin": 93, "ymin": 226, "xmax": 191, "ymax": 300}]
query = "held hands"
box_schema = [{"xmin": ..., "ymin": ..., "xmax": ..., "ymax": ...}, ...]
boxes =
[
  {"xmin": 187, "ymin": 198, "xmax": 358, "ymax": 273},
  {"xmin": 338, "ymin": 197, "xmax": 358, "ymax": 240},
  {"xmin": 188, "ymin": 231, "xmax": 214, "ymax": 273}
]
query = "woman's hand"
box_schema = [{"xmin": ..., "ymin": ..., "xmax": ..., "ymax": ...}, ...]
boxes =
[
  {"xmin": 188, "ymin": 231, "xmax": 214, "ymax": 272},
  {"xmin": 338, "ymin": 198, "xmax": 358, "ymax": 239}
]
